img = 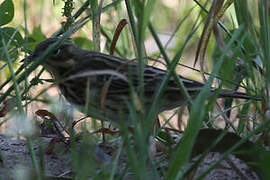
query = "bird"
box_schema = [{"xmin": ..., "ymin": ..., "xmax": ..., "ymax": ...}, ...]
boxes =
[{"xmin": 25, "ymin": 37, "xmax": 258, "ymax": 124}]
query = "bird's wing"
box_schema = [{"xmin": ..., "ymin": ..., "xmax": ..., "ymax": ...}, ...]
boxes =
[{"xmin": 72, "ymin": 52, "xmax": 205, "ymax": 95}]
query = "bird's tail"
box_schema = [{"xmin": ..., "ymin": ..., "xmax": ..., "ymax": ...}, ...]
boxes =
[{"xmin": 215, "ymin": 89, "xmax": 261, "ymax": 101}]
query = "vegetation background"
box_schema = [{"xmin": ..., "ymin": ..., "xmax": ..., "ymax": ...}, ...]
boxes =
[{"xmin": 0, "ymin": 0, "xmax": 269, "ymax": 179}]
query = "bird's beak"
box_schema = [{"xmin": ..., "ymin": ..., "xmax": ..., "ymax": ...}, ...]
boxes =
[{"xmin": 20, "ymin": 53, "xmax": 36, "ymax": 63}]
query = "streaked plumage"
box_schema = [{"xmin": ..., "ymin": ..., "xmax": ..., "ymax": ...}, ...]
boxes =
[{"xmin": 27, "ymin": 38, "xmax": 255, "ymax": 123}]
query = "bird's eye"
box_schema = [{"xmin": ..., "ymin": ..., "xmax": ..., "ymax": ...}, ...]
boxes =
[{"xmin": 53, "ymin": 49, "xmax": 61, "ymax": 56}]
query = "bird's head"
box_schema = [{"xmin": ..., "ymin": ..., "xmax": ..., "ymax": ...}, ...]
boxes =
[{"xmin": 25, "ymin": 38, "xmax": 83, "ymax": 78}]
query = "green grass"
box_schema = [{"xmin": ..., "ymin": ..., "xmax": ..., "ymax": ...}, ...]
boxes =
[{"xmin": 0, "ymin": 0, "xmax": 269, "ymax": 179}]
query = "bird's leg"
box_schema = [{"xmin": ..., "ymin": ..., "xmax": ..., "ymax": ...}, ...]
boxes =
[{"xmin": 101, "ymin": 120, "xmax": 106, "ymax": 143}]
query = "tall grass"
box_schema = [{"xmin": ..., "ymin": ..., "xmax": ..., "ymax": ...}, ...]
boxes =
[{"xmin": 0, "ymin": 0, "xmax": 268, "ymax": 179}]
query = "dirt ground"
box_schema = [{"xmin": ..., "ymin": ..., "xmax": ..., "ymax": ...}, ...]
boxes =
[{"xmin": 0, "ymin": 133, "xmax": 260, "ymax": 180}]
